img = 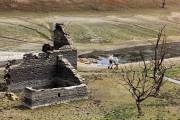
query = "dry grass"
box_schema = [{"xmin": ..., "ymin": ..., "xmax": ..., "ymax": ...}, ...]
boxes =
[
  {"xmin": 0, "ymin": 9, "xmax": 180, "ymax": 52},
  {"xmin": 0, "ymin": 0, "xmax": 179, "ymax": 11},
  {"xmin": 0, "ymin": 1, "xmax": 179, "ymax": 119},
  {"xmin": 0, "ymin": 67, "xmax": 180, "ymax": 120}
]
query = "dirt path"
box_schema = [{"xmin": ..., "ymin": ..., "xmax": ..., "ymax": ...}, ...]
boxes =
[{"xmin": 164, "ymin": 77, "xmax": 180, "ymax": 84}]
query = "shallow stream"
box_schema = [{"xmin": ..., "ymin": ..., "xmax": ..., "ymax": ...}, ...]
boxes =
[{"xmin": 79, "ymin": 42, "xmax": 180, "ymax": 66}]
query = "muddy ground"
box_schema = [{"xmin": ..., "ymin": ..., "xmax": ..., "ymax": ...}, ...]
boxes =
[{"xmin": 79, "ymin": 42, "xmax": 180, "ymax": 63}]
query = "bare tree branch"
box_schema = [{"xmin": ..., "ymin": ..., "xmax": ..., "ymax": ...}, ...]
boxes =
[{"xmin": 119, "ymin": 26, "xmax": 170, "ymax": 116}]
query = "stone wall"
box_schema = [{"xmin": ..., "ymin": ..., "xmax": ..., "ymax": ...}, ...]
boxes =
[
  {"xmin": 3, "ymin": 24, "xmax": 88, "ymax": 109},
  {"xmin": 7, "ymin": 48, "xmax": 78, "ymax": 91},
  {"xmin": 24, "ymin": 84, "xmax": 88, "ymax": 109},
  {"xmin": 53, "ymin": 56, "xmax": 82, "ymax": 87},
  {"xmin": 58, "ymin": 48, "xmax": 77, "ymax": 69}
]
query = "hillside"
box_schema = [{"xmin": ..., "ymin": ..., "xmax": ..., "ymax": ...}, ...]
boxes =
[{"xmin": 0, "ymin": 0, "xmax": 179, "ymax": 11}]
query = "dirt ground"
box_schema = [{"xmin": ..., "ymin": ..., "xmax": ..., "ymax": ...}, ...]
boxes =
[
  {"xmin": 0, "ymin": 64, "xmax": 180, "ymax": 120},
  {"xmin": 0, "ymin": 8, "xmax": 180, "ymax": 52},
  {"xmin": 0, "ymin": 2, "xmax": 180, "ymax": 119}
]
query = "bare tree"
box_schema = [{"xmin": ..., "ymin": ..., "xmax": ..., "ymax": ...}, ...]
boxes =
[
  {"xmin": 161, "ymin": 0, "xmax": 166, "ymax": 8},
  {"xmin": 120, "ymin": 26, "xmax": 171, "ymax": 116}
]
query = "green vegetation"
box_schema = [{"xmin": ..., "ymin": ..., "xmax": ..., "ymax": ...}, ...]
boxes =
[
  {"xmin": 0, "ymin": 10, "xmax": 180, "ymax": 52},
  {"xmin": 104, "ymin": 105, "xmax": 136, "ymax": 120},
  {"xmin": 0, "ymin": 68, "xmax": 180, "ymax": 120},
  {"xmin": 0, "ymin": 2, "xmax": 180, "ymax": 119},
  {"xmin": 166, "ymin": 67, "xmax": 180, "ymax": 80}
]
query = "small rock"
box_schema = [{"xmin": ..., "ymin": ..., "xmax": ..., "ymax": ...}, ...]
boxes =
[
  {"xmin": 79, "ymin": 58, "xmax": 89, "ymax": 63},
  {"xmin": 84, "ymin": 61, "xmax": 91, "ymax": 64},
  {"xmin": 5, "ymin": 92, "xmax": 19, "ymax": 101}
]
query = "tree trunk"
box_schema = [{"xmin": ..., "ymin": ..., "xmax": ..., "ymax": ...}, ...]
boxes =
[
  {"xmin": 153, "ymin": 76, "xmax": 164, "ymax": 97},
  {"xmin": 161, "ymin": 0, "xmax": 166, "ymax": 8},
  {"xmin": 136, "ymin": 101, "xmax": 143, "ymax": 116}
]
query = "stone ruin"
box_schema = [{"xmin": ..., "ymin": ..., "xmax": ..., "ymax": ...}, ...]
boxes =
[{"xmin": 4, "ymin": 23, "xmax": 88, "ymax": 109}]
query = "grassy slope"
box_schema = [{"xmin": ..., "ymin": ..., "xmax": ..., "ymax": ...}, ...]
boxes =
[
  {"xmin": 0, "ymin": 0, "xmax": 179, "ymax": 11},
  {"xmin": 0, "ymin": 1, "xmax": 179, "ymax": 119},
  {"xmin": 0, "ymin": 9, "xmax": 180, "ymax": 52},
  {"xmin": 0, "ymin": 0, "xmax": 179, "ymax": 52},
  {"xmin": 0, "ymin": 68, "xmax": 180, "ymax": 120},
  {"xmin": 162, "ymin": 58, "xmax": 180, "ymax": 80},
  {"xmin": 166, "ymin": 63, "xmax": 180, "ymax": 80}
]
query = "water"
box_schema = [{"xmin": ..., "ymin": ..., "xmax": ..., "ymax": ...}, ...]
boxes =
[
  {"xmin": 97, "ymin": 57, "xmax": 127, "ymax": 67},
  {"xmin": 79, "ymin": 42, "xmax": 180, "ymax": 65}
]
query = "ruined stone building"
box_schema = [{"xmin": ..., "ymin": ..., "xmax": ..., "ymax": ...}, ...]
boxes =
[{"xmin": 4, "ymin": 23, "xmax": 88, "ymax": 109}]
